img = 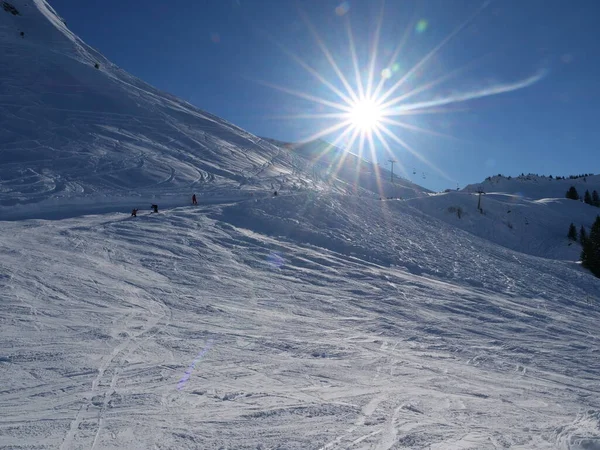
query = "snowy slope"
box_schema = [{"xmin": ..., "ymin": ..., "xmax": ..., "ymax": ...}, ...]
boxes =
[
  {"xmin": 0, "ymin": 0, "xmax": 319, "ymax": 216},
  {"xmin": 428, "ymin": 174, "xmax": 600, "ymax": 261},
  {"xmin": 266, "ymin": 138, "xmax": 431, "ymax": 199},
  {"xmin": 1, "ymin": 194, "xmax": 600, "ymax": 449},
  {"xmin": 408, "ymin": 190, "xmax": 600, "ymax": 260},
  {"xmin": 465, "ymin": 174, "xmax": 600, "ymax": 201}
]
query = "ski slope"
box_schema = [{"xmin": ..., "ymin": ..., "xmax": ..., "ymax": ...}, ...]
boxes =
[
  {"xmin": 0, "ymin": 0, "xmax": 322, "ymax": 217},
  {"xmin": 2, "ymin": 1, "xmax": 600, "ymax": 449},
  {"xmin": 2, "ymin": 194, "xmax": 600, "ymax": 449},
  {"xmin": 408, "ymin": 190, "xmax": 600, "ymax": 260}
]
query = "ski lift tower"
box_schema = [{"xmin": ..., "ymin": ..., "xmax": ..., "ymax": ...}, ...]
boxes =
[
  {"xmin": 387, "ymin": 159, "xmax": 396, "ymax": 183},
  {"xmin": 477, "ymin": 187, "xmax": 485, "ymax": 213}
]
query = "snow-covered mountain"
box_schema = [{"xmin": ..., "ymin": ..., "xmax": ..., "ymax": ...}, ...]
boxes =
[
  {"xmin": 265, "ymin": 138, "xmax": 431, "ymax": 200},
  {"xmin": 2, "ymin": 2, "xmax": 600, "ymax": 449},
  {"xmin": 0, "ymin": 0, "xmax": 324, "ymax": 217},
  {"xmin": 465, "ymin": 174, "xmax": 600, "ymax": 201}
]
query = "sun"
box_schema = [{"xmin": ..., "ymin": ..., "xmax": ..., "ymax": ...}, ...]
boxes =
[
  {"xmin": 348, "ymin": 98, "xmax": 382, "ymax": 132},
  {"xmin": 260, "ymin": 0, "xmax": 545, "ymax": 190}
]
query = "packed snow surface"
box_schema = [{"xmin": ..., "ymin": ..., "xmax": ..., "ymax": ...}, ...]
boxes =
[
  {"xmin": 2, "ymin": 194, "xmax": 600, "ymax": 449},
  {"xmin": 2, "ymin": 1, "xmax": 600, "ymax": 449}
]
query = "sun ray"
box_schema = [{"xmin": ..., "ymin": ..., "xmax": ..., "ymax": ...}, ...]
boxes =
[
  {"xmin": 349, "ymin": 130, "xmax": 367, "ymax": 191},
  {"xmin": 366, "ymin": 0, "xmax": 387, "ymax": 98},
  {"xmin": 298, "ymin": 8, "xmax": 360, "ymax": 104},
  {"xmin": 372, "ymin": 13, "xmax": 418, "ymax": 100},
  {"xmin": 299, "ymin": 119, "xmax": 355, "ymax": 144},
  {"xmin": 264, "ymin": 30, "xmax": 356, "ymax": 106},
  {"xmin": 378, "ymin": 1, "xmax": 491, "ymax": 105},
  {"xmin": 366, "ymin": 129, "xmax": 385, "ymax": 197},
  {"xmin": 380, "ymin": 117, "xmax": 462, "ymax": 141},
  {"xmin": 378, "ymin": 124, "xmax": 453, "ymax": 181},
  {"xmin": 392, "ymin": 106, "xmax": 473, "ymax": 116},
  {"xmin": 381, "ymin": 126, "xmax": 452, "ymax": 181},
  {"xmin": 330, "ymin": 126, "xmax": 362, "ymax": 182},
  {"xmin": 345, "ymin": 18, "xmax": 365, "ymax": 100},
  {"xmin": 371, "ymin": 126, "xmax": 410, "ymax": 181},
  {"xmin": 379, "ymin": 57, "xmax": 484, "ymax": 111},
  {"xmin": 371, "ymin": 126, "xmax": 395, "ymax": 162},
  {"xmin": 249, "ymin": 78, "xmax": 352, "ymax": 112},
  {"xmin": 310, "ymin": 124, "xmax": 358, "ymax": 168},
  {"xmin": 265, "ymin": 112, "xmax": 351, "ymax": 120}
]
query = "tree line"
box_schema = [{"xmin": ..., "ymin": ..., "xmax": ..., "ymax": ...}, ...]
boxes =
[
  {"xmin": 485, "ymin": 173, "xmax": 594, "ymax": 182},
  {"xmin": 568, "ymin": 217, "xmax": 600, "ymax": 278},
  {"xmin": 566, "ymin": 186, "xmax": 600, "ymax": 206}
]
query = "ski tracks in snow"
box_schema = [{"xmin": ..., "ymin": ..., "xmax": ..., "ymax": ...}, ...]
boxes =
[{"xmin": 59, "ymin": 291, "xmax": 172, "ymax": 450}]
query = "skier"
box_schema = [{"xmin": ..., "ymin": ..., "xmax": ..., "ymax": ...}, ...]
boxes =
[
  {"xmin": 151, "ymin": 204, "xmax": 158, "ymax": 213},
  {"xmin": 131, "ymin": 208, "xmax": 138, "ymax": 217},
  {"xmin": 192, "ymin": 194, "xmax": 197, "ymax": 205}
]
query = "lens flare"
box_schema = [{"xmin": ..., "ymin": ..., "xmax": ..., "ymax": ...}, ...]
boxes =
[
  {"xmin": 415, "ymin": 19, "xmax": 428, "ymax": 33},
  {"xmin": 381, "ymin": 68, "xmax": 392, "ymax": 79},
  {"xmin": 177, "ymin": 339, "xmax": 214, "ymax": 391},
  {"xmin": 335, "ymin": 1, "xmax": 350, "ymax": 16},
  {"xmin": 267, "ymin": 252, "xmax": 285, "ymax": 268}
]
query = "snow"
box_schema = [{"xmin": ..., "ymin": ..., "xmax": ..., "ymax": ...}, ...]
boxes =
[
  {"xmin": 408, "ymin": 190, "xmax": 600, "ymax": 260},
  {"xmin": 2, "ymin": 1, "xmax": 600, "ymax": 449},
  {"xmin": 281, "ymin": 139, "xmax": 431, "ymax": 200},
  {"xmin": 0, "ymin": 0, "xmax": 324, "ymax": 215},
  {"xmin": 2, "ymin": 195, "xmax": 600, "ymax": 449},
  {"xmin": 465, "ymin": 174, "xmax": 600, "ymax": 202}
]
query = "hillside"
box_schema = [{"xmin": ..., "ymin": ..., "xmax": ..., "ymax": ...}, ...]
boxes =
[
  {"xmin": 0, "ymin": 0, "xmax": 321, "ymax": 217},
  {"xmin": 408, "ymin": 190, "xmax": 599, "ymax": 260},
  {"xmin": 465, "ymin": 174, "xmax": 600, "ymax": 201},
  {"xmin": 265, "ymin": 138, "xmax": 431, "ymax": 200}
]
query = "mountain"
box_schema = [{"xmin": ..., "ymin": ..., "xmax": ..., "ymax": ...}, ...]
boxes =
[
  {"xmin": 265, "ymin": 138, "xmax": 432, "ymax": 200},
  {"xmin": 0, "ymin": 0, "xmax": 322, "ymax": 217},
  {"xmin": 2, "ymin": 2, "xmax": 600, "ymax": 449},
  {"xmin": 465, "ymin": 174, "xmax": 600, "ymax": 200}
]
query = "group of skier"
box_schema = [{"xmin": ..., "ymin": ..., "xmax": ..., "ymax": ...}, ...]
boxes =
[
  {"xmin": 131, "ymin": 194, "xmax": 197, "ymax": 217},
  {"xmin": 130, "ymin": 191, "xmax": 278, "ymax": 217}
]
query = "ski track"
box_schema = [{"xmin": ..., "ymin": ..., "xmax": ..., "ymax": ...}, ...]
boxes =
[{"xmin": 1, "ymin": 195, "xmax": 600, "ymax": 449}]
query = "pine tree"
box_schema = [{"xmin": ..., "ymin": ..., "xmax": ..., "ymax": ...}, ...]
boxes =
[
  {"xmin": 584, "ymin": 190, "xmax": 592, "ymax": 205},
  {"xmin": 580, "ymin": 225, "xmax": 588, "ymax": 244},
  {"xmin": 566, "ymin": 186, "xmax": 580, "ymax": 200},
  {"xmin": 581, "ymin": 216, "xmax": 600, "ymax": 277},
  {"xmin": 568, "ymin": 222, "xmax": 578, "ymax": 240},
  {"xmin": 592, "ymin": 190, "xmax": 600, "ymax": 207}
]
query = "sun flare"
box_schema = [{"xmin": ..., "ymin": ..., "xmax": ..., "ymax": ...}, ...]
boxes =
[
  {"xmin": 261, "ymin": 1, "xmax": 545, "ymax": 191},
  {"xmin": 348, "ymin": 98, "xmax": 382, "ymax": 132}
]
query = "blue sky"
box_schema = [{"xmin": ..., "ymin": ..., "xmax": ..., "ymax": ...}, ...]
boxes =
[{"xmin": 50, "ymin": 0, "xmax": 600, "ymax": 191}]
